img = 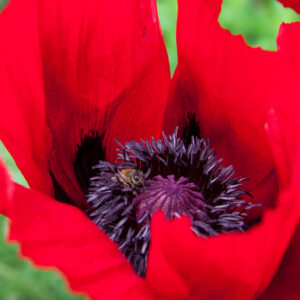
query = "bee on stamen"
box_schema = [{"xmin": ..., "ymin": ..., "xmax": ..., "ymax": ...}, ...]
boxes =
[{"xmin": 112, "ymin": 168, "xmax": 145, "ymax": 188}]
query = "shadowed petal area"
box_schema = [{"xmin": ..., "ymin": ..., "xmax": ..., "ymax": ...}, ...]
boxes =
[
  {"xmin": 256, "ymin": 108, "xmax": 300, "ymax": 300},
  {"xmin": 163, "ymin": 0, "xmax": 300, "ymax": 211},
  {"xmin": 277, "ymin": 0, "xmax": 300, "ymax": 13},
  {"xmin": 256, "ymin": 226, "xmax": 300, "ymax": 300},
  {"xmin": 6, "ymin": 184, "xmax": 154, "ymax": 300},
  {"xmin": 0, "ymin": 0, "xmax": 170, "ymax": 207}
]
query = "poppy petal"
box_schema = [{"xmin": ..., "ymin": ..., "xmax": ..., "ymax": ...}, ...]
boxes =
[
  {"xmin": 7, "ymin": 184, "xmax": 154, "ymax": 300},
  {"xmin": 265, "ymin": 108, "xmax": 300, "ymax": 188},
  {"xmin": 257, "ymin": 109, "xmax": 300, "ymax": 299},
  {"xmin": 0, "ymin": 0, "xmax": 170, "ymax": 207},
  {"xmin": 0, "ymin": 0, "xmax": 52, "ymax": 195},
  {"xmin": 148, "ymin": 107, "xmax": 300, "ymax": 299},
  {"xmin": 272, "ymin": 22, "xmax": 300, "ymax": 186},
  {"xmin": 0, "ymin": 159, "xmax": 14, "ymax": 217},
  {"xmin": 256, "ymin": 225, "xmax": 300, "ymax": 300},
  {"xmin": 164, "ymin": 0, "xmax": 300, "ymax": 210},
  {"xmin": 37, "ymin": 0, "xmax": 170, "ymax": 206},
  {"xmin": 277, "ymin": 0, "xmax": 300, "ymax": 13},
  {"xmin": 277, "ymin": 22, "xmax": 300, "ymax": 78}
]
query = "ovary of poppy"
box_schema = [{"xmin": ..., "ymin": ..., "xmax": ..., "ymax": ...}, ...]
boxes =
[{"xmin": 0, "ymin": 0, "xmax": 299, "ymax": 299}]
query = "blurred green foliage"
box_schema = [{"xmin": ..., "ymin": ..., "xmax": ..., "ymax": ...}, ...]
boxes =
[
  {"xmin": 0, "ymin": 0, "xmax": 299, "ymax": 299},
  {"xmin": 157, "ymin": 0, "xmax": 178, "ymax": 74},
  {"xmin": 0, "ymin": 0, "xmax": 6, "ymax": 9},
  {"xmin": 0, "ymin": 214, "xmax": 85, "ymax": 300},
  {"xmin": 220, "ymin": 0, "xmax": 300, "ymax": 51}
]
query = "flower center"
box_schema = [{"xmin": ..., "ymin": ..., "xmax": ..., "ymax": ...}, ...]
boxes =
[
  {"xmin": 134, "ymin": 175, "xmax": 205, "ymax": 221},
  {"xmin": 86, "ymin": 120, "xmax": 259, "ymax": 277}
]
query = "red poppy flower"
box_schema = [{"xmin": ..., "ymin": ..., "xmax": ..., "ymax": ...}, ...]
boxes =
[{"xmin": 0, "ymin": 0, "xmax": 299, "ymax": 299}]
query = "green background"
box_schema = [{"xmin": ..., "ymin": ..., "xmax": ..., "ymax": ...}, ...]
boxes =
[{"xmin": 0, "ymin": 0, "xmax": 299, "ymax": 299}]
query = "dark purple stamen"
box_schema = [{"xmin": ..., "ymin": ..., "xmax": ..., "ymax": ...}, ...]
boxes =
[{"xmin": 87, "ymin": 127, "xmax": 258, "ymax": 277}]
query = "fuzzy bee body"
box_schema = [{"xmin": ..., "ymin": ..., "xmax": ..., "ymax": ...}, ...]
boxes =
[{"xmin": 112, "ymin": 168, "xmax": 145, "ymax": 188}]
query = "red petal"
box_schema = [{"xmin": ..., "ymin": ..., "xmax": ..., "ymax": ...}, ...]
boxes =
[
  {"xmin": 272, "ymin": 22, "xmax": 300, "ymax": 186},
  {"xmin": 257, "ymin": 108, "xmax": 300, "ymax": 299},
  {"xmin": 265, "ymin": 108, "xmax": 300, "ymax": 188},
  {"xmin": 277, "ymin": 22, "xmax": 300, "ymax": 74},
  {"xmin": 7, "ymin": 184, "xmax": 154, "ymax": 300},
  {"xmin": 147, "ymin": 174, "xmax": 300, "ymax": 299},
  {"xmin": 164, "ymin": 0, "xmax": 300, "ymax": 210},
  {"xmin": 0, "ymin": 0, "xmax": 52, "ymax": 195},
  {"xmin": 0, "ymin": 159, "xmax": 14, "ymax": 217},
  {"xmin": 38, "ymin": 0, "xmax": 170, "ymax": 204},
  {"xmin": 0, "ymin": 0, "xmax": 170, "ymax": 206},
  {"xmin": 148, "ymin": 105, "xmax": 300, "ymax": 299},
  {"xmin": 256, "ymin": 225, "xmax": 300, "ymax": 300},
  {"xmin": 277, "ymin": 0, "xmax": 300, "ymax": 13}
]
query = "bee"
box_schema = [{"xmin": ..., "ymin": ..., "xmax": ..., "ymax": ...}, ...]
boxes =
[{"xmin": 113, "ymin": 168, "xmax": 145, "ymax": 188}]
